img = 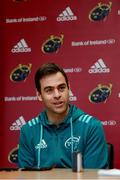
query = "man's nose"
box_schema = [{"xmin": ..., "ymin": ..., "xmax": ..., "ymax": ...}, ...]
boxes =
[{"xmin": 53, "ymin": 89, "xmax": 61, "ymax": 98}]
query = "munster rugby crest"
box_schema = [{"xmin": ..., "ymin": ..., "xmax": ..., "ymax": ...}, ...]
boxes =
[
  {"xmin": 65, "ymin": 136, "xmax": 80, "ymax": 151},
  {"xmin": 41, "ymin": 34, "xmax": 64, "ymax": 53},
  {"xmin": 89, "ymin": 84, "xmax": 112, "ymax": 103},
  {"xmin": 8, "ymin": 145, "xmax": 18, "ymax": 164},
  {"xmin": 89, "ymin": 2, "xmax": 112, "ymax": 22},
  {"xmin": 10, "ymin": 64, "xmax": 32, "ymax": 82}
]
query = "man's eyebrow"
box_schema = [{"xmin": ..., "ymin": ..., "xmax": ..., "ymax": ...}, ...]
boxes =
[
  {"xmin": 43, "ymin": 83, "xmax": 66, "ymax": 90},
  {"xmin": 58, "ymin": 83, "xmax": 66, "ymax": 87},
  {"xmin": 44, "ymin": 86, "xmax": 53, "ymax": 91}
]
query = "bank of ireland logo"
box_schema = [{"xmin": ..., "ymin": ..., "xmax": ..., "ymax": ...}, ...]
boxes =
[
  {"xmin": 89, "ymin": 2, "xmax": 112, "ymax": 22},
  {"xmin": 65, "ymin": 136, "xmax": 80, "ymax": 150},
  {"xmin": 89, "ymin": 84, "xmax": 112, "ymax": 103},
  {"xmin": 41, "ymin": 34, "xmax": 64, "ymax": 53}
]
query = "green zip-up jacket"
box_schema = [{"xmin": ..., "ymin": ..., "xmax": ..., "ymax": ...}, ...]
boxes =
[{"xmin": 18, "ymin": 104, "xmax": 108, "ymax": 169}]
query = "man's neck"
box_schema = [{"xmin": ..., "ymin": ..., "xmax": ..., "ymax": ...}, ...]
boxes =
[{"xmin": 46, "ymin": 106, "xmax": 70, "ymax": 125}]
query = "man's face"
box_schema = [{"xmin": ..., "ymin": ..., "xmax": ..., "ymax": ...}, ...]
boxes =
[{"xmin": 37, "ymin": 72, "xmax": 69, "ymax": 116}]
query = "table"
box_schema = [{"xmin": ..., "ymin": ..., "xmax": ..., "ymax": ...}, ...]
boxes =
[{"xmin": 0, "ymin": 168, "xmax": 119, "ymax": 180}]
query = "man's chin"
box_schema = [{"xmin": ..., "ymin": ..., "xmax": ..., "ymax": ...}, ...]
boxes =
[{"xmin": 54, "ymin": 107, "xmax": 68, "ymax": 115}]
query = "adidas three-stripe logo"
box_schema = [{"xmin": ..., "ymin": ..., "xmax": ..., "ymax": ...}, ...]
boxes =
[
  {"xmin": 11, "ymin": 38, "xmax": 31, "ymax": 53},
  {"xmin": 35, "ymin": 140, "xmax": 47, "ymax": 149},
  {"xmin": 10, "ymin": 116, "xmax": 26, "ymax": 130},
  {"xmin": 57, "ymin": 6, "xmax": 77, "ymax": 21},
  {"xmin": 88, "ymin": 59, "xmax": 110, "ymax": 73},
  {"xmin": 78, "ymin": 114, "xmax": 92, "ymax": 124}
]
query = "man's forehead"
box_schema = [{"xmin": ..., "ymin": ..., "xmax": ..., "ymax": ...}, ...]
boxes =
[{"xmin": 40, "ymin": 72, "xmax": 66, "ymax": 87}]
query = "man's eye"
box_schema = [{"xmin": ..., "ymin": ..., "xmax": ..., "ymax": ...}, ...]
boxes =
[
  {"xmin": 45, "ymin": 89, "xmax": 52, "ymax": 93},
  {"xmin": 59, "ymin": 86, "xmax": 66, "ymax": 91}
]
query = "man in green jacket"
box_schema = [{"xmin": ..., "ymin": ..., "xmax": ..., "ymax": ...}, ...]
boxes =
[{"xmin": 18, "ymin": 62, "xmax": 108, "ymax": 169}]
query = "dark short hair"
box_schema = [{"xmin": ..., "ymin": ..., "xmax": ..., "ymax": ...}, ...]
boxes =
[{"xmin": 34, "ymin": 62, "xmax": 69, "ymax": 93}]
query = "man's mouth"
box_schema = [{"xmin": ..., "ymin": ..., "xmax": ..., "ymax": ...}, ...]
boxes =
[{"xmin": 53, "ymin": 101, "xmax": 64, "ymax": 107}]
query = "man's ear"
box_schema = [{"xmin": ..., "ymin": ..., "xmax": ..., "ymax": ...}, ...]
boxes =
[{"xmin": 36, "ymin": 90, "xmax": 42, "ymax": 101}]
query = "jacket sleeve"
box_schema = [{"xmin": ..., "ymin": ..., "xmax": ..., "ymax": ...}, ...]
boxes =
[
  {"xmin": 83, "ymin": 119, "xmax": 108, "ymax": 169},
  {"xmin": 18, "ymin": 125, "xmax": 35, "ymax": 168}
]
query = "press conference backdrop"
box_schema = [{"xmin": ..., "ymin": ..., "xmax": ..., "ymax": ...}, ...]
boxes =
[{"xmin": 1, "ymin": 0, "xmax": 120, "ymax": 168}]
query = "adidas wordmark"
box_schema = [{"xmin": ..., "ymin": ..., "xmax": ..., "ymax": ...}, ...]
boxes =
[
  {"xmin": 11, "ymin": 38, "xmax": 31, "ymax": 53},
  {"xmin": 10, "ymin": 116, "xmax": 26, "ymax": 131},
  {"xmin": 57, "ymin": 6, "xmax": 77, "ymax": 21},
  {"xmin": 88, "ymin": 59, "xmax": 110, "ymax": 73}
]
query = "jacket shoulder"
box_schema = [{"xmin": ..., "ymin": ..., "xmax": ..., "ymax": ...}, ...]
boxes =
[
  {"xmin": 22, "ymin": 116, "xmax": 40, "ymax": 130},
  {"xmin": 78, "ymin": 113, "xmax": 102, "ymax": 126}
]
